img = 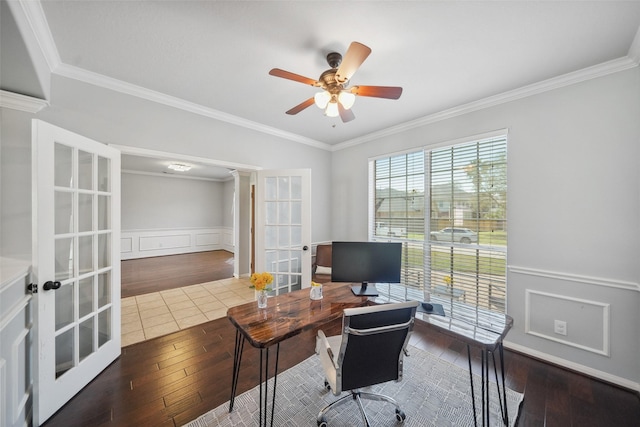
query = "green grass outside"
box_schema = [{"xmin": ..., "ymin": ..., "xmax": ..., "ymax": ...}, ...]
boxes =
[{"xmin": 401, "ymin": 236, "xmax": 507, "ymax": 277}]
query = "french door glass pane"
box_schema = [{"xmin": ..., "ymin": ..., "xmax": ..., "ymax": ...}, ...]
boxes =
[
  {"xmin": 265, "ymin": 226, "xmax": 277, "ymax": 247},
  {"xmin": 54, "ymin": 143, "xmax": 73, "ymax": 188},
  {"xmin": 278, "ymin": 227, "xmax": 290, "ymax": 247},
  {"xmin": 78, "ymin": 150, "xmax": 93, "ymax": 190},
  {"xmin": 265, "ymin": 177, "xmax": 277, "ymax": 199},
  {"xmin": 278, "ymin": 177, "xmax": 289, "ymax": 198},
  {"xmin": 98, "ymin": 308, "xmax": 111, "ymax": 347},
  {"xmin": 55, "ymin": 328, "xmax": 74, "ymax": 378},
  {"xmin": 277, "ymin": 252, "xmax": 289, "ymax": 272},
  {"xmin": 98, "ymin": 233, "xmax": 111, "ymax": 269},
  {"xmin": 55, "ymin": 282, "xmax": 74, "ymax": 330},
  {"xmin": 278, "ymin": 201, "xmax": 290, "ymax": 223},
  {"xmin": 78, "ymin": 276, "xmax": 94, "ymax": 318},
  {"xmin": 98, "ymin": 195, "xmax": 110, "ymax": 230},
  {"xmin": 55, "ymin": 191, "xmax": 73, "ymax": 235},
  {"xmin": 97, "ymin": 156, "xmax": 110, "ymax": 192},
  {"xmin": 79, "ymin": 317, "xmax": 95, "ymax": 362},
  {"xmin": 78, "ymin": 194, "xmax": 93, "ymax": 232},
  {"xmin": 78, "ymin": 235, "xmax": 94, "ymax": 274},
  {"xmin": 265, "ymin": 250, "xmax": 277, "ymax": 272},
  {"xmin": 55, "ymin": 237, "xmax": 74, "ymax": 280},
  {"xmin": 291, "ymin": 226, "xmax": 302, "ymax": 246},
  {"xmin": 265, "ymin": 202, "xmax": 277, "ymax": 225},
  {"xmin": 290, "ymin": 176, "xmax": 301, "ymax": 199},
  {"xmin": 98, "ymin": 272, "xmax": 111, "ymax": 308},
  {"xmin": 291, "ymin": 201, "xmax": 301, "ymax": 224}
]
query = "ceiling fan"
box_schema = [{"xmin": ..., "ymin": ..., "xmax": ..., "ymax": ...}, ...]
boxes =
[{"xmin": 269, "ymin": 42, "xmax": 403, "ymax": 123}]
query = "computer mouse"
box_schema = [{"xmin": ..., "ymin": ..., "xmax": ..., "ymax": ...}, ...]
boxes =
[{"xmin": 421, "ymin": 302, "xmax": 433, "ymax": 311}]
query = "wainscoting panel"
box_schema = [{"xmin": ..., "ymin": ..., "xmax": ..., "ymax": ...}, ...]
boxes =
[
  {"xmin": 121, "ymin": 228, "xmax": 234, "ymax": 259},
  {"xmin": 139, "ymin": 234, "xmax": 191, "ymax": 252},
  {"xmin": 195, "ymin": 232, "xmax": 220, "ymax": 247},
  {"xmin": 121, "ymin": 237, "xmax": 133, "ymax": 253},
  {"xmin": 0, "ymin": 259, "xmax": 33, "ymax": 427},
  {"xmin": 525, "ymin": 289, "xmax": 610, "ymax": 356}
]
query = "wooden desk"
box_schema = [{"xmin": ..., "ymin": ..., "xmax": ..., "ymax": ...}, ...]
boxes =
[{"xmin": 227, "ymin": 282, "xmax": 371, "ymax": 427}]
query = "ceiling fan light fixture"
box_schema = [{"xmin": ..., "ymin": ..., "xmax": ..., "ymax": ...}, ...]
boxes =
[
  {"xmin": 168, "ymin": 163, "xmax": 192, "ymax": 172},
  {"xmin": 314, "ymin": 91, "xmax": 331, "ymax": 109},
  {"xmin": 325, "ymin": 101, "xmax": 339, "ymax": 117},
  {"xmin": 338, "ymin": 91, "xmax": 356, "ymax": 110}
]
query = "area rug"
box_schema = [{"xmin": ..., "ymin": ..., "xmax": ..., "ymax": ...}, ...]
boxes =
[{"xmin": 183, "ymin": 345, "xmax": 523, "ymax": 426}]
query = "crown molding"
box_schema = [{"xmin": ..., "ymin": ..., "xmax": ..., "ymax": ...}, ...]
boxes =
[
  {"xmin": 332, "ymin": 55, "xmax": 639, "ymax": 152},
  {"xmin": 54, "ymin": 63, "xmax": 331, "ymax": 151},
  {"xmin": 0, "ymin": 90, "xmax": 48, "ymax": 113},
  {"xmin": 16, "ymin": 0, "xmax": 60, "ymax": 71}
]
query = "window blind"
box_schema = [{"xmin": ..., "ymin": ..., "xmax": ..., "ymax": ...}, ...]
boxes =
[{"xmin": 370, "ymin": 135, "xmax": 507, "ymax": 312}]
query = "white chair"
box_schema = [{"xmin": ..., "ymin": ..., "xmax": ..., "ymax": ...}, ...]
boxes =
[{"xmin": 315, "ymin": 300, "xmax": 420, "ymax": 426}]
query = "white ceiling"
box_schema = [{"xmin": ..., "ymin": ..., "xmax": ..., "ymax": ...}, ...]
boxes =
[{"xmin": 3, "ymin": 1, "xmax": 640, "ymax": 176}]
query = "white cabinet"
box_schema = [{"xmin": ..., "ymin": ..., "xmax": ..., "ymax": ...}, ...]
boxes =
[{"xmin": 1, "ymin": 258, "xmax": 33, "ymax": 427}]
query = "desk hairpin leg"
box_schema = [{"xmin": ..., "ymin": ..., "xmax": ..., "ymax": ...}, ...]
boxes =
[
  {"xmin": 467, "ymin": 345, "xmax": 479, "ymax": 427},
  {"xmin": 492, "ymin": 343, "xmax": 508, "ymax": 426},
  {"xmin": 259, "ymin": 343, "xmax": 280, "ymax": 427},
  {"xmin": 229, "ymin": 330, "xmax": 246, "ymax": 412},
  {"xmin": 467, "ymin": 344, "xmax": 509, "ymax": 427}
]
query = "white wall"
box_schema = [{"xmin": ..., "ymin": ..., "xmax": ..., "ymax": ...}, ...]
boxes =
[
  {"xmin": 0, "ymin": 107, "xmax": 33, "ymax": 260},
  {"xmin": 332, "ymin": 67, "xmax": 640, "ymax": 389},
  {"xmin": 121, "ymin": 172, "xmax": 225, "ymax": 230}
]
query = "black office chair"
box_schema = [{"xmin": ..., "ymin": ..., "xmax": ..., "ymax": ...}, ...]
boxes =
[{"xmin": 315, "ymin": 300, "xmax": 419, "ymax": 427}]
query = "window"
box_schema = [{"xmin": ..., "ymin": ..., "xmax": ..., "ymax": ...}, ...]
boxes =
[{"xmin": 370, "ymin": 135, "xmax": 507, "ymax": 312}]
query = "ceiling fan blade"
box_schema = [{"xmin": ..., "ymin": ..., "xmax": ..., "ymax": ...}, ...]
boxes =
[
  {"xmin": 269, "ymin": 68, "xmax": 319, "ymax": 86},
  {"xmin": 338, "ymin": 104, "xmax": 355, "ymax": 123},
  {"xmin": 286, "ymin": 98, "xmax": 315, "ymax": 115},
  {"xmin": 350, "ymin": 85, "xmax": 403, "ymax": 99},
  {"xmin": 335, "ymin": 42, "xmax": 371, "ymax": 83}
]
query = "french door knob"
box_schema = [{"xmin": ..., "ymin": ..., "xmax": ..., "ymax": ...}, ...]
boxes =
[
  {"xmin": 303, "ymin": 245, "xmax": 309, "ymax": 251},
  {"xmin": 43, "ymin": 281, "xmax": 61, "ymax": 291}
]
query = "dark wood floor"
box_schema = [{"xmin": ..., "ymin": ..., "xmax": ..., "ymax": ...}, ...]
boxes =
[
  {"xmin": 121, "ymin": 250, "xmax": 234, "ymax": 298},
  {"xmin": 43, "ymin": 316, "xmax": 640, "ymax": 427}
]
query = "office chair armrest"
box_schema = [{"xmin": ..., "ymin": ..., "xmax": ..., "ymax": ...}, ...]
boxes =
[{"xmin": 317, "ymin": 330, "xmax": 337, "ymax": 370}]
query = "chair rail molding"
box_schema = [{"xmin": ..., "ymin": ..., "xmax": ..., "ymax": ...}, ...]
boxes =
[{"xmin": 508, "ymin": 265, "xmax": 639, "ymax": 292}]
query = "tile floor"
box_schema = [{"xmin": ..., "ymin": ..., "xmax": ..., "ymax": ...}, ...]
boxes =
[{"xmin": 121, "ymin": 277, "xmax": 255, "ymax": 347}]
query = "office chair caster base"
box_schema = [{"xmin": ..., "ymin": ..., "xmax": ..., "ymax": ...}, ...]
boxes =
[{"xmin": 395, "ymin": 408, "xmax": 406, "ymax": 422}]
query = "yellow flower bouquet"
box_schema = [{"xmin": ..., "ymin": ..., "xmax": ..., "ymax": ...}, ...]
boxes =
[{"xmin": 250, "ymin": 272, "xmax": 274, "ymax": 291}]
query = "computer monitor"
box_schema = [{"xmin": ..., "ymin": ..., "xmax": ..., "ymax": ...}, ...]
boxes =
[{"xmin": 331, "ymin": 241, "xmax": 402, "ymax": 296}]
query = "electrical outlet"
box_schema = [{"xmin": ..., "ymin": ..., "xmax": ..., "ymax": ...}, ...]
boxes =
[{"xmin": 554, "ymin": 320, "xmax": 567, "ymax": 336}]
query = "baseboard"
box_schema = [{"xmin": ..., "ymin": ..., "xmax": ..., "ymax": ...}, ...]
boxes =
[{"xmin": 504, "ymin": 340, "xmax": 640, "ymax": 393}]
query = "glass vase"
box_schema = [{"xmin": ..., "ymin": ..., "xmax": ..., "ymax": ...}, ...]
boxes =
[{"xmin": 256, "ymin": 290, "xmax": 268, "ymax": 309}]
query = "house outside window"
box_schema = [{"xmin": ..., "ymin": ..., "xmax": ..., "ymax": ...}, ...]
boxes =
[{"xmin": 369, "ymin": 134, "xmax": 507, "ymax": 312}]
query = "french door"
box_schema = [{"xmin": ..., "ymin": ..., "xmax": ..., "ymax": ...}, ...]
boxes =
[
  {"xmin": 254, "ymin": 169, "xmax": 311, "ymax": 295},
  {"xmin": 31, "ymin": 120, "xmax": 121, "ymax": 425}
]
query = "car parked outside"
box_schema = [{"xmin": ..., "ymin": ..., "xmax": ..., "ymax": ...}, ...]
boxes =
[{"xmin": 430, "ymin": 227, "xmax": 478, "ymax": 244}]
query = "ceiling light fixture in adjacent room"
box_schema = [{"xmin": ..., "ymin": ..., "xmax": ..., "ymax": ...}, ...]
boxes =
[{"xmin": 167, "ymin": 163, "xmax": 192, "ymax": 172}]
